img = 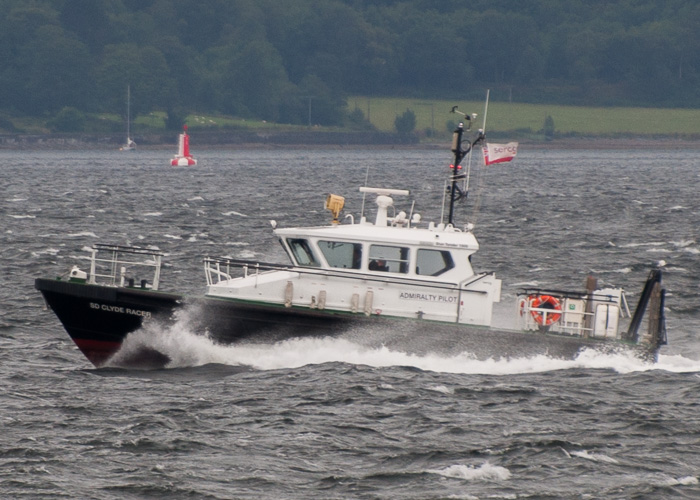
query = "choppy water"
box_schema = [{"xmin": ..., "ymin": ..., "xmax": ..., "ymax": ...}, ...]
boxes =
[{"xmin": 2, "ymin": 146, "xmax": 700, "ymax": 499}]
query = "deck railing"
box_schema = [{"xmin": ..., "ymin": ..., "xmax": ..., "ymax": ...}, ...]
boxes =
[
  {"xmin": 87, "ymin": 244, "xmax": 163, "ymax": 290},
  {"xmin": 203, "ymin": 256, "xmax": 489, "ymax": 293}
]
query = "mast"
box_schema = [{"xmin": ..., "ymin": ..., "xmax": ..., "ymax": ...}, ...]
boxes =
[
  {"xmin": 447, "ymin": 109, "xmax": 484, "ymax": 226},
  {"xmin": 126, "ymin": 85, "xmax": 131, "ymax": 141}
]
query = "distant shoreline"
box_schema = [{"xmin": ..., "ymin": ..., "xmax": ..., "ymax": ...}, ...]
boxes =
[
  {"xmin": 522, "ymin": 137, "xmax": 700, "ymax": 150},
  {"xmin": 0, "ymin": 130, "xmax": 416, "ymax": 150},
  {"xmin": 1, "ymin": 131, "xmax": 699, "ymax": 150}
]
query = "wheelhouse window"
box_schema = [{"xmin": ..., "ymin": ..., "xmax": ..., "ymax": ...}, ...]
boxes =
[
  {"xmin": 416, "ymin": 249, "xmax": 455, "ymax": 276},
  {"xmin": 369, "ymin": 244, "xmax": 409, "ymax": 273},
  {"xmin": 318, "ymin": 241, "xmax": 362, "ymax": 269},
  {"xmin": 286, "ymin": 238, "xmax": 320, "ymax": 267}
]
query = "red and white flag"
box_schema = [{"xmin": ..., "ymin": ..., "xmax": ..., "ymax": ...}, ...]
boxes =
[{"xmin": 482, "ymin": 142, "xmax": 519, "ymax": 165}]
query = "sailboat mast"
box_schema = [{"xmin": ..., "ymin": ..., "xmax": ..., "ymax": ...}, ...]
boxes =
[{"xmin": 126, "ymin": 85, "xmax": 130, "ymax": 139}]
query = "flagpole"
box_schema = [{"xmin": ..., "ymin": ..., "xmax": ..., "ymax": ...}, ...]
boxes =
[
  {"xmin": 482, "ymin": 89, "xmax": 490, "ymax": 134},
  {"xmin": 464, "ymin": 90, "xmax": 490, "ymax": 198}
]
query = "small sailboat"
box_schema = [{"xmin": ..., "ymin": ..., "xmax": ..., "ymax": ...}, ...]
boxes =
[
  {"xmin": 119, "ymin": 85, "xmax": 136, "ymax": 151},
  {"xmin": 170, "ymin": 125, "xmax": 197, "ymax": 166}
]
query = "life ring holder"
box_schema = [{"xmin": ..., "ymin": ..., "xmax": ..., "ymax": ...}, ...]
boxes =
[
  {"xmin": 528, "ymin": 294, "xmax": 562, "ymax": 327},
  {"xmin": 518, "ymin": 296, "xmax": 528, "ymax": 316}
]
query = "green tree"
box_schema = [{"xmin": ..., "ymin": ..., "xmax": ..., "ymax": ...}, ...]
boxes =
[
  {"xmin": 165, "ymin": 106, "xmax": 187, "ymax": 131},
  {"xmin": 19, "ymin": 25, "xmax": 94, "ymax": 114},
  {"xmin": 218, "ymin": 40, "xmax": 293, "ymax": 121},
  {"xmin": 543, "ymin": 115, "xmax": 555, "ymax": 140},
  {"xmin": 2, "ymin": 0, "xmax": 700, "ymax": 120},
  {"xmin": 95, "ymin": 44, "xmax": 175, "ymax": 117},
  {"xmin": 392, "ymin": 7, "xmax": 470, "ymax": 91},
  {"xmin": 59, "ymin": 0, "xmax": 112, "ymax": 51},
  {"xmin": 0, "ymin": 2, "xmax": 61, "ymax": 111},
  {"xmin": 152, "ymin": 36, "xmax": 204, "ymax": 111},
  {"xmin": 295, "ymin": 74, "xmax": 345, "ymax": 126},
  {"xmin": 469, "ymin": 11, "xmax": 540, "ymax": 84},
  {"xmin": 395, "ymin": 109, "xmax": 416, "ymax": 134},
  {"xmin": 346, "ymin": 107, "xmax": 374, "ymax": 130},
  {"xmin": 46, "ymin": 107, "xmax": 86, "ymax": 132}
]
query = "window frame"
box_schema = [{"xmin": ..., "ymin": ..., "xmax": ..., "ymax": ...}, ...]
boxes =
[
  {"xmin": 368, "ymin": 244, "xmax": 409, "ymax": 274},
  {"xmin": 286, "ymin": 238, "xmax": 320, "ymax": 267},
  {"xmin": 317, "ymin": 240, "xmax": 362, "ymax": 270},
  {"xmin": 415, "ymin": 248, "xmax": 455, "ymax": 277}
]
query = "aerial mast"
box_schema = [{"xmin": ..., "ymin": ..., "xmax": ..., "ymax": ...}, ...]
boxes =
[{"xmin": 447, "ymin": 106, "xmax": 484, "ymax": 226}]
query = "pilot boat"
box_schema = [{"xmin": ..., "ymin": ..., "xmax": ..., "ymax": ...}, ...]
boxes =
[{"xmin": 35, "ymin": 119, "xmax": 667, "ymax": 368}]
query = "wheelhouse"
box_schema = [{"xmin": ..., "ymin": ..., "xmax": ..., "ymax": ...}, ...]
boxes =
[
  {"xmin": 280, "ymin": 235, "xmax": 460, "ymax": 278},
  {"xmin": 204, "ymin": 186, "xmax": 501, "ymax": 328},
  {"xmin": 273, "ymin": 186, "xmax": 484, "ymax": 285}
]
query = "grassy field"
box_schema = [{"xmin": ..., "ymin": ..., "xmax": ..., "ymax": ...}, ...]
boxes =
[
  {"xmin": 4, "ymin": 110, "xmax": 313, "ymax": 135},
  {"xmin": 347, "ymin": 96, "xmax": 700, "ymax": 139},
  {"xmin": 6, "ymin": 97, "xmax": 700, "ymax": 139}
]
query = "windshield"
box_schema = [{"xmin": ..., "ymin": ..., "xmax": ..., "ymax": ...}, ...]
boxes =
[{"xmin": 286, "ymin": 238, "xmax": 320, "ymax": 267}]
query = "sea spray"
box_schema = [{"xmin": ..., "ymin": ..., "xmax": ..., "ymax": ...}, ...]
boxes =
[{"xmin": 107, "ymin": 319, "xmax": 700, "ymax": 374}]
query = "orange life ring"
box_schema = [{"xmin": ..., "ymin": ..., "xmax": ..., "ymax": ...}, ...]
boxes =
[{"xmin": 529, "ymin": 294, "xmax": 562, "ymax": 326}]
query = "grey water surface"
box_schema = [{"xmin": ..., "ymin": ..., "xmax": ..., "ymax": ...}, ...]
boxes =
[{"xmin": 1, "ymin": 147, "xmax": 699, "ymax": 499}]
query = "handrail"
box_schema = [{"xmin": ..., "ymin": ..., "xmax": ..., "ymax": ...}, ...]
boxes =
[
  {"xmin": 204, "ymin": 256, "xmax": 466, "ymax": 291},
  {"xmin": 455, "ymin": 272, "xmax": 495, "ymax": 322},
  {"xmin": 460, "ymin": 271, "xmax": 495, "ymax": 288},
  {"xmin": 93, "ymin": 243, "xmax": 165, "ymax": 257},
  {"xmin": 87, "ymin": 244, "xmax": 163, "ymax": 290},
  {"xmin": 518, "ymin": 287, "xmax": 621, "ymax": 304},
  {"xmin": 519, "ymin": 301, "xmax": 596, "ymax": 336}
]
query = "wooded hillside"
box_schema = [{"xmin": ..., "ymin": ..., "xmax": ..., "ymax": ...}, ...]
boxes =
[{"xmin": 2, "ymin": 0, "xmax": 699, "ymax": 128}]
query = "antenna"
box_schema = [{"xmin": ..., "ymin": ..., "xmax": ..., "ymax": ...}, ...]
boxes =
[
  {"xmin": 482, "ymin": 89, "xmax": 490, "ymax": 134},
  {"xmin": 462, "ymin": 90, "xmax": 490, "ymax": 202},
  {"xmin": 446, "ymin": 101, "xmax": 486, "ymax": 226},
  {"xmin": 360, "ymin": 164, "xmax": 370, "ymax": 221},
  {"xmin": 450, "ymin": 106, "xmax": 477, "ymax": 130}
]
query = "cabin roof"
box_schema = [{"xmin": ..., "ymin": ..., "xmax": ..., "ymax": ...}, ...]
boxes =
[{"xmin": 274, "ymin": 222, "xmax": 479, "ymax": 251}]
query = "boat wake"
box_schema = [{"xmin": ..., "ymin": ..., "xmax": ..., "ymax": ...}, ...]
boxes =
[{"xmin": 104, "ymin": 319, "xmax": 700, "ymax": 375}]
